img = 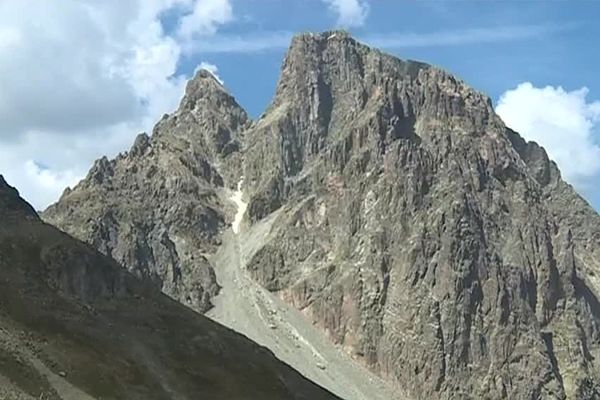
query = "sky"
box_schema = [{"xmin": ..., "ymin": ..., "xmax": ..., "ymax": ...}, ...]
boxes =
[{"xmin": 0, "ymin": 0, "xmax": 599, "ymax": 211}]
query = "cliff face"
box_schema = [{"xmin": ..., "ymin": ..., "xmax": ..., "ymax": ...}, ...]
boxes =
[
  {"xmin": 240, "ymin": 32, "xmax": 600, "ymax": 399},
  {"xmin": 0, "ymin": 176, "xmax": 341, "ymax": 400},
  {"xmin": 44, "ymin": 70, "xmax": 249, "ymax": 313},
  {"xmin": 44, "ymin": 31, "xmax": 600, "ymax": 399}
]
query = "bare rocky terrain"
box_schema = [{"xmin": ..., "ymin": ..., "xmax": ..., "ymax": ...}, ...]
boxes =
[
  {"xmin": 44, "ymin": 70, "xmax": 249, "ymax": 314},
  {"xmin": 205, "ymin": 181, "xmax": 399, "ymax": 400},
  {"xmin": 0, "ymin": 176, "xmax": 341, "ymax": 400},
  {"xmin": 44, "ymin": 31, "xmax": 600, "ymax": 399}
]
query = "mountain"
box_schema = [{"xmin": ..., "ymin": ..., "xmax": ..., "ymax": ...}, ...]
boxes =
[
  {"xmin": 44, "ymin": 31, "xmax": 600, "ymax": 399},
  {"xmin": 0, "ymin": 176, "xmax": 341, "ymax": 399},
  {"xmin": 43, "ymin": 59, "xmax": 392, "ymax": 400},
  {"xmin": 44, "ymin": 69, "xmax": 249, "ymax": 314}
]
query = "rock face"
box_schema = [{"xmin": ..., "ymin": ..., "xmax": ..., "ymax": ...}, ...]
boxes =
[
  {"xmin": 44, "ymin": 69, "xmax": 249, "ymax": 313},
  {"xmin": 0, "ymin": 176, "xmax": 341, "ymax": 400},
  {"xmin": 242, "ymin": 32, "xmax": 600, "ymax": 399},
  {"xmin": 44, "ymin": 31, "xmax": 600, "ymax": 399}
]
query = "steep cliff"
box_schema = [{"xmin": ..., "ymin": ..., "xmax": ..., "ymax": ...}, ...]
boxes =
[{"xmin": 242, "ymin": 32, "xmax": 600, "ymax": 399}]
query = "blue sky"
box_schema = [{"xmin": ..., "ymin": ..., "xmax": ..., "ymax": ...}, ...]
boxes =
[
  {"xmin": 0, "ymin": 0, "xmax": 598, "ymax": 210},
  {"xmin": 176, "ymin": 1, "xmax": 600, "ymax": 117}
]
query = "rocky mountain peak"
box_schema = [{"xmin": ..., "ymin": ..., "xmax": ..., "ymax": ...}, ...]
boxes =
[
  {"xmin": 276, "ymin": 30, "xmax": 494, "ymax": 126},
  {"xmin": 285, "ymin": 30, "xmax": 359, "ymax": 54},
  {"xmin": 284, "ymin": 30, "xmax": 356, "ymax": 55},
  {"xmin": 0, "ymin": 175, "xmax": 11, "ymax": 198},
  {"xmin": 505, "ymin": 127, "xmax": 562, "ymax": 187},
  {"xmin": 193, "ymin": 67, "xmax": 224, "ymax": 83},
  {"xmin": 151, "ymin": 66, "xmax": 249, "ymax": 162},
  {"xmin": 180, "ymin": 68, "xmax": 228, "ymax": 110},
  {"xmin": 129, "ymin": 132, "xmax": 151, "ymax": 158},
  {"xmin": 240, "ymin": 33, "xmax": 600, "ymax": 398},
  {"xmin": 42, "ymin": 61, "xmax": 254, "ymax": 314},
  {"xmin": 244, "ymin": 31, "xmax": 499, "ymax": 220}
]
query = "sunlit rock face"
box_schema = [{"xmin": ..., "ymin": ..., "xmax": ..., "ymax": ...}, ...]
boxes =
[{"xmin": 44, "ymin": 69, "xmax": 250, "ymax": 313}]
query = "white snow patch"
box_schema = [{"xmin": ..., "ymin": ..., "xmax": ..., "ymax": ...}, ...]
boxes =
[{"xmin": 231, "ymin": 178, "xmax": 247, "ymax": 234}]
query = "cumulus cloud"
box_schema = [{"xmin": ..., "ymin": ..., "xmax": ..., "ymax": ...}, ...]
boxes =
[
  {"xmin": 322, "ymin": 0, "xmax": 369, "ymax": 28},
  {"xmin": 178, "ymin": 0, "xmax": 233, "ymax": 39},
  {"xmin": 0, "ymin": 0, "xmax": 232, "ymax": 209},
  {"xmin": 496, "ymin": 82, "xmax": 600, "ymax": 195}
]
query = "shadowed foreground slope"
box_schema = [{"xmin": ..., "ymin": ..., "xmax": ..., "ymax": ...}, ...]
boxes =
[{"xmin": 0, "ymin": 176, "xmax": 341, "ymax": 400}]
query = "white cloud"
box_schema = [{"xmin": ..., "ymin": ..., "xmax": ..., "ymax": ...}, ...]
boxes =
[
  {"xmin": 322, "ymin": 0, "xmax": 369, "ymax": 28},
  {"xmin": 496, "ymin": 82, "xmax": 600, "ymax": 194},
  {"xmin": 0, "ymin": 0, "xmax": 232, "ymax": 209},
  {"xmin": 197, "ymin": 62, "xmax": 224, "ymax": 84},
  {"xmin": 22, "ymin": 161, "xmax": 81, "ymax": 211},
  {"xmin": 178, "ymin": 0, "xmax": 233, "ymax": 39}
]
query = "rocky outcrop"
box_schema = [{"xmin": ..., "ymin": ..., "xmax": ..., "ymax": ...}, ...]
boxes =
[
  {"xmin": 0, "ymin": 176, "xmax": 341, "ymax": 400},
  {"xmin": 44, "ymin": 31, "xmax": 600, "ymax": 399},
  {"xmin": 43, "ymin": 69, "xmax": 250, "ymax": 313}
]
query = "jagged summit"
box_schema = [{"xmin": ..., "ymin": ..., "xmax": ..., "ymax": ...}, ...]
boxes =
[
  {"xmin": 129, "ymin": 131, "xmax": 151, "ymax": 157},
  {"xmin": 178, "ymin": 67, "xmax": 233, "ymax": 113},
  {"xmin": 288, "ymin": 30, "xmax": 357, "ymax": 48},
  {"xmin": 239, "ymin": 31, "xmax": 600, "ymax": 399},
  {"xmin": 193, "ymin": 67, "xmax": 224, "ymax": 83},
  {"xmin": 0, "ymin": 174, "xmax": 18, "ymax": 195},
  {"xmin": 277, "ymin": 30, "xmax": 494, "ymax": 120},
  {"xmin": 163, "ymin": 65, "xmax": 249, "ymax": 159}
]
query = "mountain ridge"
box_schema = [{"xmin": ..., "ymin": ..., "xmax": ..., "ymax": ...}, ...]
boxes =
[
  {"xmin": 43, "ymin": 31, "xmax": 600, "ymax": 399},
  {"xmin": 43, "ymin": 67, "xmax": 252, "ymax": 314}
]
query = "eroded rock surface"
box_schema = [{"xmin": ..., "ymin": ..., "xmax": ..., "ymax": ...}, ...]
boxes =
[
  {"xmin": 242, "ymin": 32, "xmax": 600, "ymax": 399},
  {"xmin": 44, "ymin": 70, "xmax": 249, "ymax": 313}
]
